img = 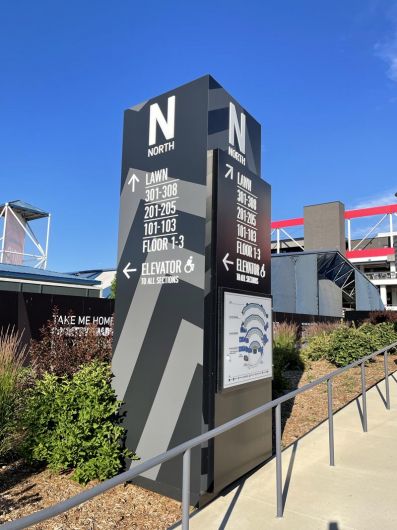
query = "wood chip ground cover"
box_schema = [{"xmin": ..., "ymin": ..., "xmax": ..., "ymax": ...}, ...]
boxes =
[{"xmin": 1, "ymin": 354, "xmax": 396, "ymax": 529}]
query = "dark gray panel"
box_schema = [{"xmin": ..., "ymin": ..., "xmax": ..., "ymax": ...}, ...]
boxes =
[
  {"xmin": 0, "ymin": 281, "xmax": 20, "ymax": 292},
  {"xmin": 271, "ymin": 256, "xmax": 296, "ymax": 313},
  {"xmin": 214, "ymin": 379, "xmax": 272, "ymax": 495},
  {"xmin": 295, "ymin": 254, "xmax": 318, "ymax": 315},
  {"xmin": 319, "ymin": 279, "xmax": 342, "ymax": 317},
  {"xmin": 21, "ymin": 283, "xmax": 41, "ymax": 293},
  {"xmin": 41, "ymin": 285, "xmax": 88, "ymax": 296},
  {"xmin": 355, "ymin": 271, "xmax": 384, "ymax": 310}
]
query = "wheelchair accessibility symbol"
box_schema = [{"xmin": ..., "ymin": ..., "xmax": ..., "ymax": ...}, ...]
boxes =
[{"xmin": 184, "ymin": 256, "xmax": 195, "ymax": 274}]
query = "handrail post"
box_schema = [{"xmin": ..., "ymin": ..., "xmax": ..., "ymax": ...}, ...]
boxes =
[
  {"xmin": 384, "ymin": 349, "xmax": 390, "ymax": 410},
  {"xmin": 327, "ymin": 378, "xmax": 335, "ymax": 466},
  {"xmin": 182, "ymin": 448, "xmax": 191, "ymax": 530},
  {"xmin": 360, "ymin": 362, "xmax": 368, "ymax": 432},
  {"xmin": 275, "ymin": 403, "xmax": 283, "ymax": 517}
]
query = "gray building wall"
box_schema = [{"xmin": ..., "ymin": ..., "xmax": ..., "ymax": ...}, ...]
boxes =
[
  {"xmin": 318, "ymin": 279, "xmax": 343, "ymax": 317},
  {"xmin": 272, "ymin": 253, "xmax": 384, "ymax": 316},
  {"xmin": 271, "ymin": 254, "xmax": 321, "ymax": 315},
  {"xmin": 355, "ymin": 271, "xmax": 385, "ymax": 311},
  {"xmin": 304, "ymin": 201, "xmax": 345, "ymax": 254}
]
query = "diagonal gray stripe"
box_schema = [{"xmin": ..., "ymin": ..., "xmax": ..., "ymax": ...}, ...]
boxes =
[
  {"xmin": 112, "ymin": 281, "xmax": 162, "ymax": 401},
  {"xmin": 129, "ymin": 100, "xmax": 148, "ymax": 111},
  {"xmin": 112, "ymin": 248, "xmax": 205, "ymax": 400},
  {"xmin": 134, "ymin": 319, "xmax": 203, "ymax": 479},
  {"xmin": 177, "ymin": 180, "xmax": 206, "ymax": 218}
]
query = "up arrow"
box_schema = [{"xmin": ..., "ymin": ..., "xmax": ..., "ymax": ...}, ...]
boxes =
[
  {"xmin": 222, "ymin": 253, "xmax": 234, "ymax": 271},
  {"xmin": 123, "ymin": 262, "xmax": 137, "ymax": 279},
  {"xmin": 128, "ymin": 173, "xmax": 140, "ymax": 192},
  {"xmin": 225, "ymin": 164, "xmax": 234, "ymax": 180}
]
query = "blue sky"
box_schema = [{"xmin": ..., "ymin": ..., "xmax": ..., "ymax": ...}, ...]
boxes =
[{"xmin": 1, "ymin": 0, "xmax": 396, "ymax": 271}]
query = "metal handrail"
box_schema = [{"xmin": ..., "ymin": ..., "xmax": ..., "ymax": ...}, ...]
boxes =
[{"xmin": 3, "ymin": 341, "xmax": 397, "ymax": 530}]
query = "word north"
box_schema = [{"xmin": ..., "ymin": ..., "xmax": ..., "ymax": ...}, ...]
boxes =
[{"xmin": 146, "ymin": 168, "xmax": 168, "ymax": 185}]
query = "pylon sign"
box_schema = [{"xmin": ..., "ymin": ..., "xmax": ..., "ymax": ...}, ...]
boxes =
[{"xmin": 113, "ymin": 75, "xmax": 272, "ymax": 506}]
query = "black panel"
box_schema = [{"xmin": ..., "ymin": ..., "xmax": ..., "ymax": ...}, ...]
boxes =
[{"xmin": 0, "ymin": 290, "xmax": 114, "ymax": 342}]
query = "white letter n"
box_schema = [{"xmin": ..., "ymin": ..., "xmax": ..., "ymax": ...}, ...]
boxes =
[
  {"xmin": 148, "ymin": 95, "xmax": 176, "ymax": 146},
  {"xmin": 229, "ymin": 102, "xmax": 246, "ymax": 155}
]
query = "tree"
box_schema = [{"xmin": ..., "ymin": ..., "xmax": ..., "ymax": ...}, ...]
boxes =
[{"xmin": 110, "ymin": 274, "xmax": 117, "ymax": 299}]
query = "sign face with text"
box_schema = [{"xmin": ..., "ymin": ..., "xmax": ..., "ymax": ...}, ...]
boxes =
[
  {"xmin": 116, "ymin": 78, "xmax": 209, "ymax": 296},
  {"xmin": 216, "ymin": 150, "xmax": 271, "ymax": 293}
]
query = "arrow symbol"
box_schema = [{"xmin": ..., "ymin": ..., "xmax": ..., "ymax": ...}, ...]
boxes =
[
  {"xmin": 128, "ymin": 173, "xmax": 140, "ymax": 192},
  {"xmin": 222, "ymin": 253, "xmax": 234, "ymax": 271},
  {"xmin": 225, "ymin": 164, "xmax": 234, "ymax": 180},
  {"xmin": 123, "ymin": 262, "xmax": 137, "ymax": 279}
]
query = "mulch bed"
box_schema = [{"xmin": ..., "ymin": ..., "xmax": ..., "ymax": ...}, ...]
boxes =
[
  {"xmin": 1, "ymin": 354, "xmax": 396, "ymax": 529},
  {"xmin": 279, "ymin": 353, "xmax": 397, "ymax": 447},
  {"xmin": 0, "ymin": 462, "xmax": 181, "ymax": 529}
]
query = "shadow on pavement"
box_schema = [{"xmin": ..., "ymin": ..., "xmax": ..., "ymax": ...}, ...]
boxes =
[
  {"xmin": 355, "ymin": 397, "xmax": 365, "ymax": 430},
  {"xmin": 282, "ymin": 440, "xmax": 298, "ymax": 513},
  {"xmin": 218, "ymin": 480, "xmax": 245, "ymax": 530},
  {"xmin": 375, "ymin": 383, "xmax": 387, "ymax": 408}
]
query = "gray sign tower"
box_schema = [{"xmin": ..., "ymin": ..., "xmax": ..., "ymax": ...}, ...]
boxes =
[{"xmin": 113, "ymin": 75, "xmax": 272, "ymax": 505}]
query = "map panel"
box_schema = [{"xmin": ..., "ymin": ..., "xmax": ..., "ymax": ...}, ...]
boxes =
[{"xmin": 222, "ymin": 291, "xmax": 272, "ymax": 389}]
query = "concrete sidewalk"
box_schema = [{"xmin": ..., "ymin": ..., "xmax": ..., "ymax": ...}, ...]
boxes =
[{"xmin": 181, "ymin": 373, "xmax": 397, "ymax": 530}]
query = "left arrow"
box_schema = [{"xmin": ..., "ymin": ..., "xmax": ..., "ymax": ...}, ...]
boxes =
[
  {"xmin": 222, "ymin": 253, "xmax": 234, "ymax": 271},
  {"xmin": 123, "ymin": 262, "xmax": 137, "ymax": 279},
  {"xmin": 128, "ymin": 173, "xmax": 140, "ymax": 192}
]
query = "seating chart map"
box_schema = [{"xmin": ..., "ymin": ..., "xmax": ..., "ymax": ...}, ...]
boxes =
[{"xmin": 222, "ymin": 291, "xmax": 272, "ymax": 389}]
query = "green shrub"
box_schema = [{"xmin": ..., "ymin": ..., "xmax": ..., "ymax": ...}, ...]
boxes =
[
  {"xmin": 303, "ymin": 331, "xmax": 334, "ymax": 361},
  {"xmin": 22, "ymin": 361, "xmax": 136, "ymax": 484},
  {"xmin": 359, "ymin": 322, "xmax": 397, "ymax": 350},
  {"xmin": 273, "ymin": 323, "xmax": 301, "ymax": 389},
  {"xmin": 324, "ymin": 325, "xmax": 379, "ymax": 367},
  {"xmin": 303, "ymin": 322, "xmax": 397, "ymax": 367},
  {"xmin": 0, "ymin": 329, "xmax": 31, "ymax": 462},
  {"xmin": 110, "ymin": 275, "xmax": 117, "ymax": 299}
]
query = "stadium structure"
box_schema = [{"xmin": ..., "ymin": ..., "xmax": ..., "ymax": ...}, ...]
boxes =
[{"xmin": 271, "ymin": 201, "xmax": 397, "ymax": 311}]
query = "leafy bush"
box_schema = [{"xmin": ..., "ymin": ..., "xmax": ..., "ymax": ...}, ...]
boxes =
[
  {"xmin": 22, "ymin": 361, "xmax": 135, "ymax": 484},
  {"xmin": 324, "ymin": 325, "xmax": 379, "ymax": 367},
  {"xmin": 110, "ymin": 275, "xmax": 117, "ymax": 299},
  {"xmin": 303, "ymin": 322, "xmax": 396, "ymax": 367},
  {"xmin": 30, "ymin": 308, "xmax": 113, "ymax": 377},
  {"xmin": 0, "ymin": 328, "xmax": 31, "ymax": 462},
  {"xmin": 359, "ymin": 322, "xmax": 397, "ymax": 350},
  {"xmin": 303, "ymin": 331, "xmax": 334, "ymax": 361},
  {"xmin": 273, "ymin": 323, "xmax": 301, "ymax": 388}
]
